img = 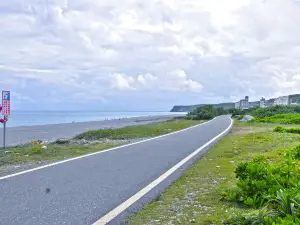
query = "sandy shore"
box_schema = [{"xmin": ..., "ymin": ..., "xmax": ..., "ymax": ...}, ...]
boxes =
[{"xmin": 0, "ymin": 114, "xmax": 183, "ymax": 147}]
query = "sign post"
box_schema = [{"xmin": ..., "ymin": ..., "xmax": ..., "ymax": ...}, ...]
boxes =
[{"xmin": 2, "ymin": 91, "xmax": 10, "ymax": 149}]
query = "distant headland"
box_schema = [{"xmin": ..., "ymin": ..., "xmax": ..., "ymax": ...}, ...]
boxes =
[{"xmin": 170, "ymin": 94, "xmax": 300, "ymax": 112}]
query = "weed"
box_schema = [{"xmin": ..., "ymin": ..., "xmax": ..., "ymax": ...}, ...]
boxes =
[
  {"xmin": 274, "ymin": 126, "xmax": 300, "ymax": 134},
  {"xmin": 253, "ymin": 114, "xmax": 300, "ymax": 124},
  {"xmin": 31, "ymin": 144, "xmax": 42, "ymax": 154},
  {"xmin": 75, "ymin": 120, "xmax": 201, "ymax": 140}
]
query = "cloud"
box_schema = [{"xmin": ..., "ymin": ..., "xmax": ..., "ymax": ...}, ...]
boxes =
[
  {"xmin": 111, "ymin": 73, "xmax": 135, "ymax": 91},
  {"xmin": 110, "ymin": 70, "xmax": 203, "ymax": 93},
  {"xmin": 1, "ymin": 0, "xmax": 300, "ymax": 110},
  {"xmin": 11, "ymin": 91, "xmax": 36, "ymax": 104}
]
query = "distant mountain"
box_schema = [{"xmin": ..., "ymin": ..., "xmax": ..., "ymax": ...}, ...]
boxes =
[{"xmin": 170, "ymin": 103, "xmax": 235, "ymax": 112}]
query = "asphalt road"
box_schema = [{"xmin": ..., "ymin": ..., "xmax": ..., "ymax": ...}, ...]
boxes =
[
  {"xmin": 0, "ymin": 115, "xmax": 180, "ymax": 147},
  {"xmin": 0, "ymin": 116, "xmax": 232, "ymax": 225}
]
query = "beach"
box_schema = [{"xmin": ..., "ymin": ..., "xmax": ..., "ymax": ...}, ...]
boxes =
[{"xmin": 0, "ymin": 114, "xmax": 183, "ymax": 147}]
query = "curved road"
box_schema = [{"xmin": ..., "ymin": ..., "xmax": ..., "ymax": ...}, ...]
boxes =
[{"xmin": 0, "ymin": 116, "xmax": 232, "ymax": 225}]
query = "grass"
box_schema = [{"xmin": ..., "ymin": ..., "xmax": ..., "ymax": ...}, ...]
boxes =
[
  {"xmin": 251, "ymin": 114, "xmax": 300, "ymax": 124},
  {"xmin": 274, "ymin": 126, "xmax": 300, "ymax": 134},
  {"xmin": 0, "ymin": 143, "xmax": 119, "ymax": 166},
  {"xmin": 0, "ymin": 119, "xmax": 202, "ymax": 167},
  {"xmin": 75, "ymin": 119, "xmax": 202, "ymax": 140},
  {"xmin": 129, "ymin": 122, "xmax": 300, "ymax": 225}
]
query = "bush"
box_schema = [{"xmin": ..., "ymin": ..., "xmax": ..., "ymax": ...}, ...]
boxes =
[
  {"xmin": 31, "ymin": 144, "xmax": 42, "ymax": 154},
  {"xmin": 186, "ymin": 105, "xmax": 234, "ymax": 120},
  {"xmin": 249, "ymin": 105, "xmax": 300, "ymax": 119},
  {"xmin": 274, "ymin": 126, "xmax": 300, "ymax": 134},
  {"xmin": 221, "ymin": 189, "xmax": 243, "ymax": 203},
  {"xmin": 274, "ymin": 126, "xmax": 286, "ymax": 133},
  {"xmin": 286, "ymin": 127, "xmax": 300, "ymax": 134},
  {"xmin": 253, "ymin": 114, "xmax": 300, "ymax": 124},
  {"xmin": 223, "ymin": 144, "xmax": 300, "ymax": 224},
  {"xmin": 288, "ymin": 145, "xmax": 300, "ymax": 160},
  {"xmin": 186, "ymin": 105, "xmax": 216, "ymax": 120},
  {"xmin": 237, "ymin": 115, "xmax": 245, "ymax": 120}
]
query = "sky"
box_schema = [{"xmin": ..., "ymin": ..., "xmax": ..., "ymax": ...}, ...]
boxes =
[{"xmin": 1, "ymin": 0, "xmax": 300, "ymax": 111}]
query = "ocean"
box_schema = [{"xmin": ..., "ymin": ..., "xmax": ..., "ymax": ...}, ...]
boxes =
[{"xmin": 3, "ymin": 111, "xmax": 185, "ymax": 127}]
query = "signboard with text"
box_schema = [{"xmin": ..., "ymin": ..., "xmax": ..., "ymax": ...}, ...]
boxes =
[{"xmin": 2, "ymin": 91, "xmax": 10, "ymax": 116}]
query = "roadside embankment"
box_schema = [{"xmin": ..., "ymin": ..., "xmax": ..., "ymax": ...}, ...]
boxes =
[
  {"xmin": 0, "ymin": 118, "xmax": 201, "ymax": 177},
  {"xmin": 0, "ymin": 114, "xmax": 184, "ymax": 147}
]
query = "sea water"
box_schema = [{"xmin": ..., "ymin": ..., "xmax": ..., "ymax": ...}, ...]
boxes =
[{"xmin": 5, "ymin": 111, "xmax": 185, "ymax": 127}]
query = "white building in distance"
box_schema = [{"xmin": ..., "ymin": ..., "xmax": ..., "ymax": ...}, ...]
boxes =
[
  {"xmin": 274, "ymin": 96, "xmax": 290, "ymax": 105},
  {"xmin": 235, "ymin": 96, "xmax": 249, "ymax": 109},
  {"xmin": 260, "ymin": 97, "xmax": 266, "ymax": 108}
]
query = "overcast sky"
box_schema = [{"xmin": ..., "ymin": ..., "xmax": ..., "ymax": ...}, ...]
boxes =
[{"xmin": 1, "ymin": 0, "xmax": 300, "ymax": 111}]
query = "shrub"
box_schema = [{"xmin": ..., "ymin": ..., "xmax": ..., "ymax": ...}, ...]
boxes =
[
  {"xmin": 274, "ymin": 126, "xmax": 286, "ymax": 133},
  {"xmin": 237, "ymin": 115, "xmax": 245, "ymax": 120},
  {"xmin": 274, "ymin": 126, "xmax": 300, "ymax": 134},
  {"xmin": 268, "ymin": 216, "xmax": 300, "ymax": 225},
  {"xmin": 186, "ymin": 105, "xmax": 216, "ymax": 120},
  {"xmin": 285, "ymin": 127, "xmax": 300, "ymax": 134},
  {"xmin": 31, "ymin": 144, "xmax": 42, "ymax": 154},
  {"xmin": 224, "ymin": 207, "xmax": 278, "ymax": 225},
  {"xmin": 221, "ymin": 189, "xmax": 243, "ymax": 203},
  {"xmin": 186, "ymin": 104, "xmax": 235, "ymax": 120},
  {"xmin": 268, "ymin": 189, "xmax": 300, "ymax": 217},
  {"xmin": 249, "ymin": 105, "xmax": 300, "ymax": 119},
  {"xmin": 288, "ymin": 145, "xmax": 300, "ymax": 160},
  {"xmin": 253, "ymin": 114, "xmax": 300, "ymax": 124}
]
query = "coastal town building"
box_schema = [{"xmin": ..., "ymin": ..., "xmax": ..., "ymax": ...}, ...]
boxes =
[
  {"xmin": 249, "ymin": 101, "xmax": 260, "ymax": 108},
  {"xmin": 260, "ymin": 97, "xmax": 266, "ymax": 108},
  {"xmin": 235, "ymin": 96, "xmax": 249, "ymax": 110},
  {"xmin": 274, "ymin": 96, "xmax": 290, "ymax": 105},
  {"xmin": 290, "ymin": 94, "xmax": 300, "ymax": 105},
  {"xmin": 265, "ymin": 98, "xmax": 275, "ymax": 107}
]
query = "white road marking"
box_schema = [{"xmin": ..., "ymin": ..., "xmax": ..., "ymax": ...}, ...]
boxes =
[
  {"xmin": 0, "ymin": 118, "xmax": 217, "ymax": 181},
  {"xmin": 93, "ymin": 118, "xmax": 233, "ymax": 225}
]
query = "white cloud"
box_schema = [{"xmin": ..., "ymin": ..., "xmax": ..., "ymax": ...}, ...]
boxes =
[
  {"xmin": 1, "ymin": 0, "xmax": 300, "ymax": 109},
  {"xmin": 111, "ymin": 70, "xmax": 203, "ymax": 93},
  {"xmin": 111, "ymin": 73, "xmax": 135, "ymax": 91},
  {"xmin": 11, "ymin": 91, "xmax": 35, "ymax": 103}
]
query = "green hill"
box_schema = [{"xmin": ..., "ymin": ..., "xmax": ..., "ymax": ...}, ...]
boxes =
[{"xmin": 170, "ymin": 103, "xmax": 235, "ymax": 112}]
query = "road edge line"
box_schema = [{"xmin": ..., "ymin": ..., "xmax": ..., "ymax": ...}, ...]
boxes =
[
  {"xmin": 93, "ymin": 117, "xmax": 233, "ymax": 225},
  {"xmin": 0, "ymin": 118, "xmax": 217, "ymax": 181}
]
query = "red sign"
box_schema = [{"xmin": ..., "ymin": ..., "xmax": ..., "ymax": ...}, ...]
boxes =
[{"xmin": 2, "ymin": 91, "xmax": 10, "ymax": 116}]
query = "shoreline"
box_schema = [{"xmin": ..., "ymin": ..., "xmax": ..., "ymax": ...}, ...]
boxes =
[
  {"xmin": 6, "ymin": 111, "xmax": 186, "ymax": 128},
  {"xmin": 0, "ymin": 114, "xmax": 185, "ymax": 147}
]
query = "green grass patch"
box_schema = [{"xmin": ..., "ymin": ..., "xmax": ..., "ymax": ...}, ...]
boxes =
[
  {"xmin": 0, "ymin": 143, "xmax": 119, "ymax": 166},
  {"xmin": 129, "ymin": 122, "xmax": 300, "ymax": 225},
  {"xmin": 75, "ymin": 119, "xmax": 201, "ymax": 140},
  {"xmin": 248, "ymin": 105, "xmax": 300, "ymax": 118},
  {"xmin": 0, "ymin": 119, "xmax": 202, "ymax": 167},
  {"xmin": 252, "ymin": 114, "xmax": 300, "ymax": 124},
  {"xmin": 274, "ymin": 126, "xmax": 300, "ymax": 134}
]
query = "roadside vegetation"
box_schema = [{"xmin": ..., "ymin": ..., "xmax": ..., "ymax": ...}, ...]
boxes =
[
  {"xmin": 251, "ymin": 114, "xmax": 300, "ymax": 124},
  {"xmin": 187, "ymin": 104, "xmax": 300, "ymax": 125},
  {"xmin": 75, "ymin": 119, "xmax": 201, "ymax": 140},
  {"xmin": 130, "ymin": 121, "xmax": 300, "ymax": 225},
  {"xmin": 273, "ymin": 126, "xmax": 300, "ymax": 134},
  {"xmin": 0, "ymin": 119, "xmax": 202, "ymax": 176},
  {"xmin": 248, "ymin": 105, "xmax": 300, "ymax": 118},
  {"xmin": 186, "ymin": 105, "xmax": 235, "ymax": 120}
]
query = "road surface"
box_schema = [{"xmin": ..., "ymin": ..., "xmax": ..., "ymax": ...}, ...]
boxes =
[
  {"xmin": 0, "ymin": 116, "xmax": 232, "ymax": 225},
  {"xmin": 0, "ymin": 115, "xmax": 180, "ymax": 147}
]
